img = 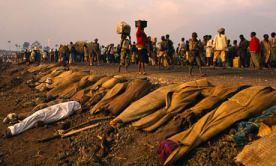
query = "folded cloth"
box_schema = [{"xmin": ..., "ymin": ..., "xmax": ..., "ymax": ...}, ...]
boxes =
[{"xmin": 164, "ymin": 86, "xmax": 276, "ymax": 165}]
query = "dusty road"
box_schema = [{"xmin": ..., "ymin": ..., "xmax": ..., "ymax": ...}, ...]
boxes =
[{"xmin": 72, "ymin": 64, "xmax": 276, "ymax": 87}]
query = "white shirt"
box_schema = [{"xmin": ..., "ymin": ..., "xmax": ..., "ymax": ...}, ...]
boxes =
[
  {"xmin": 206, "ymin": 39, "xmax": 213, "ymax": 57},
  {"xmin": 180, "ymin": 41, "xmax": 185, "ymax": 50},
  {"xmin": 213, "ymin": 34, "xmax": 228, "ymax": 51},
  {"xmin": 101, "ymin": 47, "xmax": 105, "ymax": 54}
]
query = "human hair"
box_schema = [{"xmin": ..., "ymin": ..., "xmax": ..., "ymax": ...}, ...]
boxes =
[
  {"xmin": 251, "ymin": 32, "xmax": 256, "ymax": 37},
  {"xmin": 192, "ymin": 32, "xmax": 197, "ymax": 38}
]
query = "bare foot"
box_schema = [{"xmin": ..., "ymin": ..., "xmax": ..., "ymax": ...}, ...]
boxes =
[
  {"xmin": 110, "ymin": 119, "xmax": 122, "ymax": 127},
  {"xmin": 3, "ymin": 128, "xmax": 12, "ymax": 138}
]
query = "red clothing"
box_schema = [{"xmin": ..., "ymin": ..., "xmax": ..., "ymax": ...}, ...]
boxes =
[
  {"xmin": 249, "ymin": 36, "xmax": 260, "ymax": 53},
  {"xmin": 136, "ymin": 27, "xmax": 148, "ymax": 49}
]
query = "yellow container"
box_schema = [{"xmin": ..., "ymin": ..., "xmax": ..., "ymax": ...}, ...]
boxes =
[{"xmin": 233, "ymin": 57, "xmax": 240, "ymax": 68}]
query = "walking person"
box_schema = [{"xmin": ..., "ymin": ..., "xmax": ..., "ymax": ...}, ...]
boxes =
[
  {"xmin": 206, "ymin": 35, "xmax": 213, "ymax": 66},
  {"xmin": 188, "ymin": 32, "xmax": 204, "ymax": 76},
  {"xmin": 179, "ymin": 38, "xmax": 186, "ymax": 66},
  {"xmin": 136, "ymin": 22, "xmax": 148, "ymax": 75},
  {"xmin": 131, "ymin": 42, "xmax": 138, "ymax": 64},
  {"xmin": 239, "ymin": 35, "xmax": 249, "ymax": 68},
  {"xmin": 49, "ymin": 49, "xmax": 54, "ymax": 63},
  {"xmin": 158, "ymin": 36, "xmax": 169, "ymax": 69},
  {"xmin": 69, "ymin": 42, "xmax": 76, "ymax": 65},
  {"xmin": 92, "ymin": 38, "xmax": 101, "ymax": 66},
  {"xmin": 228, "ymin": 40, "xmax": 239, "ymax": 67},
  {"xmin": 165, "ymin": 34, "xmax": 175, "ymax": 66},
  {"xmin": 83, "ymin": 43, "xmax": 89, "ymax": 64},
  {"xmin": 270, "ymin": 32, "xmax": 276, "ymax": 67},
  {"xmin": 249, "ymin": 32, "xmax": 261, "ymax": 69},
  {"xmin": 118, "ymin": 34, "xmax": 131, "ymax": 72},
  {"xmin": 54, "ymin": 49, "xmax": 58, "ymax": 63},
  {"xmin": 261, "ymin": 34, "xmax": 271, "ymax": 68}
]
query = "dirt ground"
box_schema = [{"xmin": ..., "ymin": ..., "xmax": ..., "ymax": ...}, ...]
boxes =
[{"xmin": 0, "ymin": 63, "xmax": 275, "ymax": 166}]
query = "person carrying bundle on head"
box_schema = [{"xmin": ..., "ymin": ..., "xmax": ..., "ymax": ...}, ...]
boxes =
[
  {"xmin": 136, "ymin": 20, "xmax": 148, "ymax": 75},
  {"xmin": 116, "ymin": 21, "xmax": 131, "ymax": 72}
]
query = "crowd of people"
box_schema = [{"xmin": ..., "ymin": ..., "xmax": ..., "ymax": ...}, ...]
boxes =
[{"xmin": 15, "ymin": 27, "xmax": 276, "ymax": 75}]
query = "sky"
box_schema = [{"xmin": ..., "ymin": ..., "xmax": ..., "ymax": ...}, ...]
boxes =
[{"xmin": 0, "ymin": 0, "xmax": 276, "ymax": 50}]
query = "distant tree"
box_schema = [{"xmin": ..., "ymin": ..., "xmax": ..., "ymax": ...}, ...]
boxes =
[
  {"xmin": 31, "ymin": 41, "xmax": 42, "ymax": 49},
  {"xmin": 22, "ymin": 42, "xmax": 30, "ymax": 50}
]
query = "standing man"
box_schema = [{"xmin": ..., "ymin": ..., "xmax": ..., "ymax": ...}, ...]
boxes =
[
  {"xmin": 165, "ymin": 34, "xmax": 175, "ymax": 65},
  {"xmin": 136, "ymin": 22, "xmax": 148, "ymax": 75},
  {"xmin": 58, "ymin": 45, "xmax": 63, "ymax": 65},
  {"xmin": 228, "ymin": 40, "xmax": 239, "ymax": 67},
  {"xmin": 69, "ymin": 42, "xmax": 76, "ymax": 65},
  {"xmin": 101, "ymin": 45, "xmax": 106, "ymax": 63},
  {"xmin": 54, "ymin": 48, "xmax": 58, "ymax": 63},
  {"xmin": 158, "ymin": 36, "xmax": 169, "ymax": 69},
  {"xmin": 131, "ymin": 42, "xmax": 138, "ymax": 64},
  {"xmin": 147, "ymin": 36, "xmax": 155, "ymax": 66},
  {"xmin": 87, "ymin": 41, "xmax": 94, "ymax": 66},
  {"xmin": 206, "ymin": 35, "xmax": 213, "ymax": 66},
  {"xmin": 49, "ymin": 49, "xmax": 55, "ymax": 63},
  {"xmin": 239, "ymin": 35, "xmax": 249, "ymax": 68},
  {"xmin": 83, "ymin": 43, "xmax": 89, "ymax": 64},
  {"xmin": 270, "ymin": 32, "xmax": 276, "ymax": 67},
  {"xmin": 24, "ymin": 49, "xmax": 31, "ymax": 64},
  {"xmin": 261, "ymin": 34, "xmax": 271, "ymax": 68},
  {"xmin": 188, "ymin": 32, "xmax": 203, "ymax": 76},
  {"xmin": 249, "ymin": 32, "xmax": 261, "ymax": 69},
  {"xmin": 92, "ymin": 39, "xmax": 101, "ymax": 66},
  {"xmin": 213, "ymin": 28, "xmax": 228, "ymax": 67},
  {"xmin": 118, "ymin": 34, "xmax": 131, "ymax": 72},
  {"xmin": 179, "ymin": 38, "xmax": 186, "ymax": 66}
]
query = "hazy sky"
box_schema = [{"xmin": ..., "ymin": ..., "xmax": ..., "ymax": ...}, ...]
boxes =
[{"xmin": 0, "ymin": 0, "xmax": 275, "ymax": 50}]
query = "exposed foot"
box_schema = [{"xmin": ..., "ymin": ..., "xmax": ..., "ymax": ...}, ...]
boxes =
[
  {"xmin": 110, "ymin": 119, "xmax": 122, "ymax": 128},
  {"xmin": 3, "ymin": 128, "xmax": 12, "ymax": 138}
]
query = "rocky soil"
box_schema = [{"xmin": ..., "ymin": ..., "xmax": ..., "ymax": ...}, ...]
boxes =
[{"xmin": 0, "ymin": 63, "xmax": 275, "ymax": 165}]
